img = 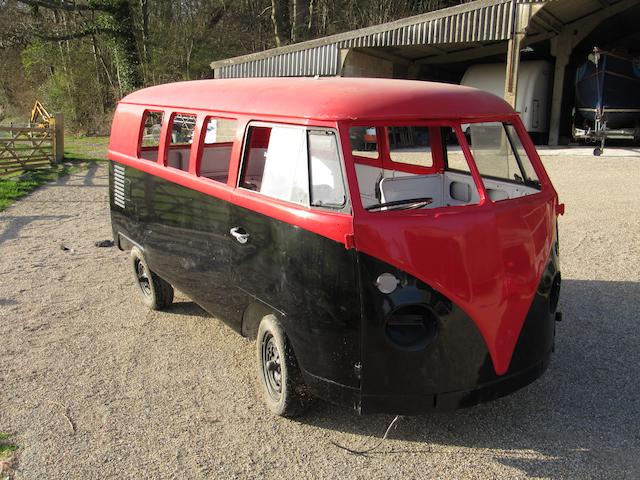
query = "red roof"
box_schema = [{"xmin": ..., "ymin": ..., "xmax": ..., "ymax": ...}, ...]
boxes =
[{"xmin": 120, "ymin": 77, "xmax": 514, "ymax": 121}]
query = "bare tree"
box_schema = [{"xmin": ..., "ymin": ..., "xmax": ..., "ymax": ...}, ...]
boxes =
[{"xmin": 271, "ymin": 0, "xmax": 290, "ymax": 46}]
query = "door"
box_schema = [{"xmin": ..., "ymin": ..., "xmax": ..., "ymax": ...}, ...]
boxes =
[{"xmin": 227, "ymin": 124, "xmax": 362, "ymax": 391}]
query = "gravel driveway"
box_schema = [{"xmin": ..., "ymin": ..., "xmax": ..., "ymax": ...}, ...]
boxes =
[{"xmin": 1, "ymin": 153, "xmax": 639, "ymax": 479}]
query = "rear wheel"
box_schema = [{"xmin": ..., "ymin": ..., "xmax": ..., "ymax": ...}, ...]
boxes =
[
  {"xmin": 256, "ymin": 316, "xmax": 308, "ymax": 417},
  {"xmin": 130, "ymin": 247, "xmax": 174, "ymax": 310}
]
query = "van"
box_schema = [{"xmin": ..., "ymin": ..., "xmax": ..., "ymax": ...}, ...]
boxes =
[{"xmin": 108, "ymin": 78, "xmax": 563, "ymax": 417}]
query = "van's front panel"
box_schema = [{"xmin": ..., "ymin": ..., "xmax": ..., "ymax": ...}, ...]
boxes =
[
  {"xmin": 356, "ymin": 245, "xmax": 558, "ymax": 414},
  {"xmin": 348, "ymin": 119, "xmax": 561, "ymax": 413}
]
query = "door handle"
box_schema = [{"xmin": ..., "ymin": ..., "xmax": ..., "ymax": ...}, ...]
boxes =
[{"xmin": 230, "ymin": 227, "xmax": 250, "ymax": 244}]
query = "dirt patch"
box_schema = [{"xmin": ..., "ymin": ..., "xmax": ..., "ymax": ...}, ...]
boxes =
[{"xmin": 1, "ymin": 157, "xmax": 639, "ymax": 479}]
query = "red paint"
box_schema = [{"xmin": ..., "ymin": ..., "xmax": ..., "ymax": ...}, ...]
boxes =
[{"xmin": 110, "ymin": 77, "xmax": 562, "ymax": 376}]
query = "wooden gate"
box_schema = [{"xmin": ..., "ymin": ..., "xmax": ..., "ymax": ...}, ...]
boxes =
[{"xmin": 0, "ymin": 115, "xmax": 64, "ymax": 177}]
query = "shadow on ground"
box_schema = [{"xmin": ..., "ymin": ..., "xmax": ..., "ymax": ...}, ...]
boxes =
[
  {"xmin": 292, "ymin": 278, "xmax": 640, "ymax": 477},
  {"xmin": 165, "ymin": 301, "xmax": 210, "ymax": 318}
]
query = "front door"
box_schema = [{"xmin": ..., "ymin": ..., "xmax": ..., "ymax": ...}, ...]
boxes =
[{"xmin": 227, "ymin": 123, "xmax": 362, "ymax": 392}]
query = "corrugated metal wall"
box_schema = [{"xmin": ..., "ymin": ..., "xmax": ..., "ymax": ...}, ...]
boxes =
[
  {"xmin": 215, "ymin": 0, "xmax": 523, "ymax": 79},
  {"xmin": 220, "ymin": 44, "xmax": 339, "ymax": 79}
]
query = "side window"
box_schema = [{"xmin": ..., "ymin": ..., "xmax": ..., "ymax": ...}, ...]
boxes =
[
  {"xmin": 240, "ymin": 125, "xmax": 309, "ymax": 205},
  {"xmin": 349, "ymin": 126, "xmax": 379, "ymax": 159},
  {"xmin": 139, "ymin": 111, "xmax": 164, "ymax": 162},
  {"xmin": 308, "ymin": 130, "xmax": 346, "ymax": 208},
  {"xmin": 504, "ymin": 124, "xmax": 540, "ymax": 184},
  {"xmin": 166, "ymin": 113, "xmax": 196, "ymax": 172},
  {"xmin": 442, "ymin": 126, "xmax": 471, "ymax": 172},
  {"xmin": 199, "ymin": 117, "xmax": 237, "ymax": 183},
  {"xmin": 467, "ymin": 122, "xmax": 541, "ymax": 189},
  {"xmin": 387, "ymin": 126, "xmax": 433, "ymax": 167}
]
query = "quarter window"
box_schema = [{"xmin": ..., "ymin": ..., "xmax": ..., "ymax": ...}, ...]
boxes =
[
  {"xmin": 308, "ymin": 130, "xmax": 346, "ymax": 208},
  {"xmin": 139, "ymin": 110, "xmax": 164, "ymax": 162},
  {"xmin": 240, "ymin": 125, "xmax": 309, "ymax": 205}
]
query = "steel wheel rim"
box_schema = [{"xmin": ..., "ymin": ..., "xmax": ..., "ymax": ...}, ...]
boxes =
[
  {"xmin": 135, "ymin": 259, "xmax": 152, "ymax": 297},
  {"xmin": 261, "ymin": 333, "xmax": 282, "ymax": 401}
]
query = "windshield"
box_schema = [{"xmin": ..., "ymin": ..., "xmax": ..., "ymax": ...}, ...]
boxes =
[{"xmin": 350, "ymin": 122, "xmax": 542, "ymax": 212}]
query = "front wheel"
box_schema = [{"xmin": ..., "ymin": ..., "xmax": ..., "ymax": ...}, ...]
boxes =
[
  {"xmin": 256, "ymin": 316, "xmax": 308, "ymax": 417},
  {"xmin": 130, "ymin": 247, "xmax": 174, "ymax": 310}
]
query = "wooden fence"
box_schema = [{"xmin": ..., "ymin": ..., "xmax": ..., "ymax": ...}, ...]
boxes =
[{"xmin": 0, "ymin": 114, "xmax": 64, "ymax": 177}]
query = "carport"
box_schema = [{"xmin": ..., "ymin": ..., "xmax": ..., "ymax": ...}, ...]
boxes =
[{"xmin": 210, "ymin": 0, "xmax": 640, "ymax": 145}]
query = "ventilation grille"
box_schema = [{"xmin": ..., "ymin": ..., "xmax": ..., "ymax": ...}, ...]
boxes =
[{"xmin": 113, "ymin": 164, "xmax": 126, "ymax": 208}]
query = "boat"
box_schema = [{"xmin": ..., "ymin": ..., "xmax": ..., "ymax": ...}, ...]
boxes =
[{"xmin": 573, "ymin": 48, "xmax": 640, "ymax": 155}]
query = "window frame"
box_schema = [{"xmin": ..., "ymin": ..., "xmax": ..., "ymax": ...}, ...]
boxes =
[
  {"xmin": 385, "ymin": 125, "xmax": 435, "ymax": 170},
  {"xmin": 349, "ymin": 125, "xmax": 381, "ymax": 163},
  {"xmin": 238, "ymin": 121, "xmax": 311, "ymax": 207},
  {"xmin": 344, "ymin": 119, "xmax": 490, "ymax": 215},
  {"xmin": 137, "ymin": 109, "xmax": 166, "ymax": 162},
  {"xmin": 195, "ymin": 115, "xmax": 239, "ymax": 184},
  {"xmin": 163, "ymin": 111, "xmax": 198, "ymax": 173},
  {"xmin": 307, "ymin": 128, "xmax": 349, "ymax": 212},
  {"xmin": 238, "ymin": 121, "xmax": 351, "ymax": 211},
  {"xmin": 348, "ymin": 121, "xmax": 444, "ymax": 176},
  {"xmin": 462, "ymin": 121, "xmax": 542, "ymax": 190}
]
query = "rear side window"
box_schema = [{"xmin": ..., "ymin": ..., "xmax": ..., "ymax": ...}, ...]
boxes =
[
  {"xmin": 199, "ymin": 117, "xmax": 237, "ymax": 183},
  {"xmin": 240, "ymin": 125, "xmax": 309, "ymax": 205},
  {"xmin": 387, "ymin": 126, "xmax": 433, "ymax": 167},
  {"xmin": 166, "ymin": 113, "xmax": 196, "ymax": 172},
  {"xmin": 139, "ymin": 111, "xmax": 164, "ymax": 162}
]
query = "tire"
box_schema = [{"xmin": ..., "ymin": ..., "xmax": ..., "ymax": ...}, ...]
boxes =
[
  {"xmin": 130, "ymin": 247, "xmax": 174, "ymax": 310},
  {"xmin": 256, "ymin": 315, "xmax": 308, "ymax": 417}
]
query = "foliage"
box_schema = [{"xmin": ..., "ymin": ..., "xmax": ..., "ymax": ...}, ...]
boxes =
[{"xmin": 0, "ymin": 0, "xmax": 465, "ymax": 133}]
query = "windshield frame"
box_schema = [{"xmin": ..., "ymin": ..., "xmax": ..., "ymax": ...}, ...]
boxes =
[{"xmin": 340, "ymin": 115, "xmax": 551, "ymax": 216}]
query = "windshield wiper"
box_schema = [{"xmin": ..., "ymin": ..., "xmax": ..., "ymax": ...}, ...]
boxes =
[{"xmin": 366, "ymin": 197, "xmax": 433, "ymax": 212}]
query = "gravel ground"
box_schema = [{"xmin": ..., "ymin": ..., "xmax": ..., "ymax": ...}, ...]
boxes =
[{"xmin": 1, "ymin": 153, "xmax": 639, "ymax": 479}]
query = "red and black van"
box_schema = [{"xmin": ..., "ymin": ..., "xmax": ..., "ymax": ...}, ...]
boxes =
[{"xmin": 108, "ymin": 78, "xmax": 563, "ymax": 417}]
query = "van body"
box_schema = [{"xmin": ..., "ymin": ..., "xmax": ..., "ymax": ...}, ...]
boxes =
[{"xmin": 109, "ymin": 78, "xmax": 563, "ymax": 415}]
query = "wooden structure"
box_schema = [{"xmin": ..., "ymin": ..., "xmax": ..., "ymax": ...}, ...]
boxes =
[{"xmin": 0, "ymin": 114, "xmax": 64, "ymax": 176}]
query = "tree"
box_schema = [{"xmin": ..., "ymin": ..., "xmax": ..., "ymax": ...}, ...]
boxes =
[{"xmin": 16, "ymin": 0, "xmax": 143, "ymax": 93}]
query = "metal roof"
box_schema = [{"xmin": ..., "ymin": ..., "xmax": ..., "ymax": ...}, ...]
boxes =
[
  {"xmin": 211, "ymin": 0, "xmax": 520, "ymax": 78},
  {"xmin": 210, "ymin": 0, "xmax": 633, "ymax": 79}
]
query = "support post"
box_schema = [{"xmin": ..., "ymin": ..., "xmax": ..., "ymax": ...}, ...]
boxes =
[
  {"xmin": 504, "ymin": 28, "xmax": 523, "ymax": 108},
  {"xmin": 548, "ymin": 53, "xmax": 569, "ymax": 146},
  {"xmin": 52, "ymin": 113, "xmax": 64, "ymax": 163},
  {"xmin": 504, "ymin": 1, "xmax": 536, "ymax": 109}
]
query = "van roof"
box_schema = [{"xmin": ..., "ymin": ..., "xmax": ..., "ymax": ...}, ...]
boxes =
[{"xmin": 120, "ymin": 77, "xmax": 514, "ymax": 121}]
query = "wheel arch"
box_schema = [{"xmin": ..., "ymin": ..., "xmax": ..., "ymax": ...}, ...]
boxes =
[{"xmin": 241, "ymin": 301, "xmax": 285, "ymax": 340}]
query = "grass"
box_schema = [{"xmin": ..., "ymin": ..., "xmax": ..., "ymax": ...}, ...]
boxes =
[
  {"xmin": 0, "ymin": 432, "xmax": 17, "ymax": 480},
  {"xmin": 0, "ymin": 136, "xmax": 109, "ymax": 212},
  {"xmin": 0, "ymin": 433, "xmax": 16, "ymax": 460}
]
